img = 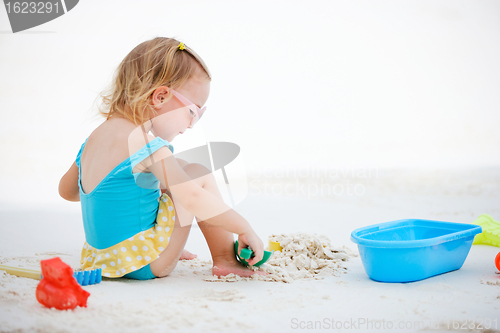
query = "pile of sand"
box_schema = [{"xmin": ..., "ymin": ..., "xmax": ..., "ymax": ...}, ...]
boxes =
[{"xmin": 205, "ymin": 233, "xmax": 356, "ymax": 283}]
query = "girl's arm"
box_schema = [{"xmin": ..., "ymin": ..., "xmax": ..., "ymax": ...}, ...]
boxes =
[
  {"xmin": 141, "ymin": 138, "xmax": 264, "ymax": 263},
  {"xmin": 146, "ymin": 145, "xmax": 252, "ymax": 234},
  {"xmin": 59, "ymin": 162, "xmax": 80, "ymax": 202}
]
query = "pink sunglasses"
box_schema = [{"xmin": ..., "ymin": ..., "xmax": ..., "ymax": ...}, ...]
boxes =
[{"xmin": 171, "ymin": 89, "xmax": 206, "ymax": 127}]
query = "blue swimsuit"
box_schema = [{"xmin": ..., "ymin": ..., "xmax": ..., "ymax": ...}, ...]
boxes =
[{"xmin": 75, "ymin": 136, "xmax": 176, "ymax": 280}]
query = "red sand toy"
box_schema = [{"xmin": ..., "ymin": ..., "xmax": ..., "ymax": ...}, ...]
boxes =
[{"xmin": 36, "ymin": 257, "xmax": 90, "ymax": 310}]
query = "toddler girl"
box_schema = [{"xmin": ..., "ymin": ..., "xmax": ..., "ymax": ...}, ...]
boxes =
[{"xmin": 58, "ymin": 37, "xmax": 267, "ymax": 280}]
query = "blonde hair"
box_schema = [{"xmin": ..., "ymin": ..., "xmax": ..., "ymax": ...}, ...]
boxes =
[{"xmin": 97, "ymin": 37, "xmax": 211, "ymax": 125}]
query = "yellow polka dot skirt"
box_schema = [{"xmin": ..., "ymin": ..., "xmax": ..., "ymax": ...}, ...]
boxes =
[{"xmin": 80, "ymin": 193, "xmax": 175, "ymax": 278}]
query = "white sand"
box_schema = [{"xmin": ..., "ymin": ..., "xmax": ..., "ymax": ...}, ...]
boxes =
[
  {"xmin": 205, "ymin": 233, "xmax": 355, "ymax": 283},
  {"xmin": 1, "ymin": 168, "xmax": 500, "ymax": 332}
]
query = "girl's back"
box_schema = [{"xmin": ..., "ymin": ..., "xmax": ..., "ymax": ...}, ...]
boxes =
[{"xmin": 80, "ymin": 117, "xmax": 137, "ymax": 195}]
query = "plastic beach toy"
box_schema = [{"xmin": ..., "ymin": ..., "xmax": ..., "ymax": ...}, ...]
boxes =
[
  {"xmin": 36, "ymin": 257, "xmax": 90, "ymax": 310},
  {"xmin": 234, "ymin": 241, "xmax": 273, "ymax": 267},
  {"xmin": 472, "ymin": 214, "xmax": 500, "ymax": 247},
  {"xmin": 351, "ymin": 219, "xmax": 482, "ymax": 283},
  {"xmin": 0, "ymin": 263, "xmax": 102, "ymax": 286},
  {"xmin": 268, "ymin": 240, "xmax": 283, "ymax": 252}
]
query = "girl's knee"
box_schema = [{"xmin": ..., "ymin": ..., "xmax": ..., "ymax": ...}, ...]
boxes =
[
  {"xmin": 183, "ymin": 163, "xmax": 212, "ymax": 180},
  {"xmin": 176, "ymin": 158, "xmax": 189, "ymax": 168}
]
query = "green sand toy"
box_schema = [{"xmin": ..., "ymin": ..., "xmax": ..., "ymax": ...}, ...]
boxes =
[
  {"xmin": 234, "ymin": 241, "xmax": 273, "ymax": 267},
  {"xmin": 473, "ymin": 214, "xmax": 500, "ymax": 247}
]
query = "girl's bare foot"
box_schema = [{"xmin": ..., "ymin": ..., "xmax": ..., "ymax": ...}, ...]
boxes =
[
  {"xmin": 212, "ymin": 257, "xmax": 269, "ymax": 278},
  {"xmin": 179, "ymin": 249, "xmax": 197, "ymax": 260}
]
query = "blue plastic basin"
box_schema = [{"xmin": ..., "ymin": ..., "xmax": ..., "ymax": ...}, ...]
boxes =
[{"xmin": 350, "ymin": 219, "xmax": 482, "ymax": 283}]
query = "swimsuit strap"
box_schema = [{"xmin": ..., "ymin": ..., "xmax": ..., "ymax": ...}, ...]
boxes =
[
  {"xmin": 129, "ymin": 137, "xmax": 174, "ymax": 170},
  {"xmin": 75, "ymin": 137, "xmax": 89, "ymax": 169}
]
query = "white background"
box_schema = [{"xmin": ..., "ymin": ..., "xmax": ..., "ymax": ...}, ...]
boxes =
[{"xmin": 0, "ymin": 0, "xmax": 499, "ymax": 206}]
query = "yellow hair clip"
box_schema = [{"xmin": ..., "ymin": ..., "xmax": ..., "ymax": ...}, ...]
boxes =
[{"xmin": 178, "ymin": 42, "xmax": 186, "ymax": 50}]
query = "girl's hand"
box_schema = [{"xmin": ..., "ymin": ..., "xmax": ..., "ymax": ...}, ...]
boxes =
[{"xmin": 237, "ymin": 231, "xmax": 265, "ymax": 266}]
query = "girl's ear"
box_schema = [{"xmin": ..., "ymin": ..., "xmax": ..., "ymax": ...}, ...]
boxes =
[{"xmin": 151, "ymin": 86, "xmax": 170, "ymax": 108}]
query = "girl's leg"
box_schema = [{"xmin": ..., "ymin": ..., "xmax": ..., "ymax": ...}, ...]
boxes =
[
  {"xmin": 151, "ymin": 162, "xmax": 266, "ymax": 277},
  {"xmin": 149, "ymin": 160, "xmax": 196, "ymax": 277},
  {"xmin": 181, "ymin": 163, "xmax": 267, "ymax": 277},
  {"xmin": 149, "ymin": 193, "xmax": 193, "ymax": 277}
]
